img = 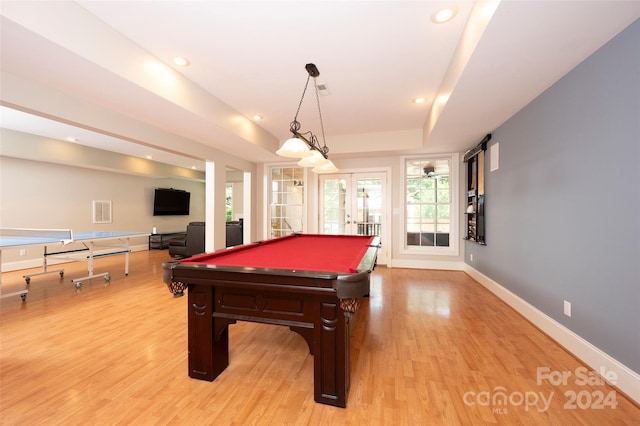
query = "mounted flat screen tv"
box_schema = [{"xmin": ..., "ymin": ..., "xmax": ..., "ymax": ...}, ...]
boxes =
[{"xmin": 153, "ymin": 188, "xmax": 190, "ymax": 216}]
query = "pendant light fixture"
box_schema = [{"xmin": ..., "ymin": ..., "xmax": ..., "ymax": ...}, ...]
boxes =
[{"xmin": 276, "ymin": 63, "xmax": 338, "ymax": 173}]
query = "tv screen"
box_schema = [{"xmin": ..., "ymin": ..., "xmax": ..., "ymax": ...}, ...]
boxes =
[{"xmin": 153, "ymin": 188, "xmax": 190, "ymax": 216}]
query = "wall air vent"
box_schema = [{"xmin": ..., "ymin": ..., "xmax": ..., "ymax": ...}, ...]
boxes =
[
  {"xmin": 93, "ymin": 200, "xmax": 112, "ymax": 224},
  {"xmin": 317, "ymin": 83, "xmax": 330, "ymax": 95}
]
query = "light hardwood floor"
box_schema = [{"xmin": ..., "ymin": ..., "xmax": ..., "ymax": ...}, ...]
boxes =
[{"xmin": 1, "ymin": 250, "xmax": 638, "ymax": 425}]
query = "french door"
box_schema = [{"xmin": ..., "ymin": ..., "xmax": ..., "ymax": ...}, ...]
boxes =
[{"xmin": 319, "ymin": 172, "xmax": 388, "ymax": 264}]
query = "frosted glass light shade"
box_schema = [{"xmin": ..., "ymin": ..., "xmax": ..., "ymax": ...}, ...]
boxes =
[
  {"xmin": 297, "ymin": 150, "xmax": 329, "ymax": 167},
  {"xmin": 312, "ymin": 160, "xmax": 338, "ymax": 174},
  {"xmin": 276, "ymin": 137, "xmax": 313, "ymax": 158}
]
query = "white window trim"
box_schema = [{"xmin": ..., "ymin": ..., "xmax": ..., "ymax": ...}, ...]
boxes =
[
  {"xmin": 266, "ymin": 164, "xmax": 309, "ymax": 239},
  {"xmin": 400, "ymin": 153, "xmax": 459, "ymax": 256}
]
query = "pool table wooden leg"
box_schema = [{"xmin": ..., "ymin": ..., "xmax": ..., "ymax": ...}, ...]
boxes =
[
  {"xmin": 314, "ymin": 298, "xmax": 349, "ymax": 408},
  {"xmin": 188, "ymin": 284, "xmax": 229, "ymax": 381}
]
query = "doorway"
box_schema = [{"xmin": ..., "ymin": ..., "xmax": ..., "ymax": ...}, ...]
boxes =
[{"xmin": 319, "ymin": 172, "xmax": 388, "ymax": 264}]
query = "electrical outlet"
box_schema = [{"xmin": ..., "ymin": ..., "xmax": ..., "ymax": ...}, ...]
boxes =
[
  {"xmin": 564, "ymin": 300, "xmax": 571, "ymax": 317},
  {"xmin": 470, "ymin": 253, "xmax": 474, "ymax": 262},
  {"xmin": 19, "ymin": 249, "xmax": 26, "ymax": 256}
]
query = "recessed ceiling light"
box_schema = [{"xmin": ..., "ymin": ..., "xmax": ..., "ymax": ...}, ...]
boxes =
[
  {"xmin": 191, "ymin": 166, "xmax": 197, "ymax": 170},
  {"xmin": 433, "ymin": 7, "xmax": 457, "ymax": 23},
  {"xmin": 146, "ymin": 155, "xmax": 153, "ymax": 160},
  {"xmin": 252, "ymin": 114, "xmax": 263, "ymax": 121},
  {"xmin": 172, "ymin": 56, "xmax": 190, "ymax": 67},
  {"xmin": 67, "ymin": 137, "xmax": 77, "ymax": 142},
  {"xmin": 413, "ymin": 97, "xmax": 426, "ymax": 104}
]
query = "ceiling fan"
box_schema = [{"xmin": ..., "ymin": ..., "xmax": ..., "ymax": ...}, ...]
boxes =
[{"xmin": 423, "ymin": 166, "xmax": 441, "ymax": 179}]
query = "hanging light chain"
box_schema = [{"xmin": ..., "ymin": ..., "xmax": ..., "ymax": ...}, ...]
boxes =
[
  {"xmin": 290, "ymin": 75, "xmax": 312, "ymax": 133},
  {"xmin": 285, "ymin": 63, "xmax": 331, "ymax": 162},
  {"xmin": 313, "ymin": 78, "xmax": 328, "ymax": 156}
]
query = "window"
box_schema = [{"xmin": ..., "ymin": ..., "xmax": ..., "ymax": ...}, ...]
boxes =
[
  {"xmin": 269, "ymin": 167, "xmax": 305, "ymax": 238},
  {"xmin": 225, "ymin": 183, "xmax": 233, "ymax": 222},
  {"xmin": 404, "ymin": 156, "xmax": 458, "ymax": 254}
]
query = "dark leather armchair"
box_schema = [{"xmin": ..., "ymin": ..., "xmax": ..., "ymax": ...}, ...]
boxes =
[{"xmin": 168, "ymin": 222, "xmax": 205, "ymax": 258}]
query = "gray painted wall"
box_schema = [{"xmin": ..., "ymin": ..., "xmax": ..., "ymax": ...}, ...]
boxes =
[{"xmin": 465, "ymin": 20, "xmax": 639, "ymax": 372}]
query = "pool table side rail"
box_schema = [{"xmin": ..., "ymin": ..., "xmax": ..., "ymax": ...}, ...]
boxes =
[
  {"xmin": 355, "ymin": 236, "xmax": 381, "ymax": 273},
  {"xmin": 164, "ymin": 266, "xmax": 372, "ymax": 298}
]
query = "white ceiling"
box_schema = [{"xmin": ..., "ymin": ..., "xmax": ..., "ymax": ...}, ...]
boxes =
[{"xmin": 1, "ymin": 1, "xmax": 638, "ymax": 170}]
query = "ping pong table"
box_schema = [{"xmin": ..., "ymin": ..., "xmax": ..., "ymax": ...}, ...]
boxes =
[{"xmin": 0, "ymin": 229, "xmax": 149, "ymax": 301}]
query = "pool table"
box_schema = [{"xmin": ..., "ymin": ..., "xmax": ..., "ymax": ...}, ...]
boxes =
[{"xmin": 162, "ymin": 233, "xmax": 380, "ymax": 407}]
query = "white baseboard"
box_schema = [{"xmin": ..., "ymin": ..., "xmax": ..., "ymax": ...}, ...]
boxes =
[
  {"xmin": 389, "ymin": 258, "xmax": 465, "ymax": 270},
  {"xmin": 1, "ymin": 244, "xmax": 150, "ymax": 272},
  {"xmin": 463, "ymin": 264, "xmax": 640, "ymax": 404}
]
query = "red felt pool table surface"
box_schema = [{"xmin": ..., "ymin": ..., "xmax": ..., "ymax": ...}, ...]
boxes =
[{"xmin": 181, "ymin": 233, "xmax": 375, "ymax": 273}]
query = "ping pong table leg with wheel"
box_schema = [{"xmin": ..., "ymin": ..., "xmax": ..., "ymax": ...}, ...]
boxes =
[
  {"xmin": 23, "ymin": 246, "xmax": 65, "ymax": 285},
  {"xmin": 72, "ymin": 237, "xmax": 132, "ymax": 288},
  {"xmin": 71, "ymin": 242, "xmax": 111, "ymax": 289},
  {"xmin": 0, "ymin": 250, "xmax": 28, "ymax": 301},
  {"xmin": 124, "ymin": 238, "xmax": 130, "ymax": 276}
]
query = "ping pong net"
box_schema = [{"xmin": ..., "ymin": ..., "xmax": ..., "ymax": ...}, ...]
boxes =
[{"xmin": 0, "ymin": 228, "xmax": 74, "ymax": 245}]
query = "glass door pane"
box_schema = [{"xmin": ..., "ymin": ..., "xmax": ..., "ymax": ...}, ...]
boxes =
[
  {"xmin": 356, "ymin": 178, "xmax": 382, "ymax": 236},
  {"xmin": 270, "ymin": 166, "xmax": 305, "ymax": 238},
  {"xmin": 320, "ymin": 174, "xmax": 383, "ymax": 236},
  {"xmin": 321, "ymin": 177, "xmax": 349, "ymax": 234}
]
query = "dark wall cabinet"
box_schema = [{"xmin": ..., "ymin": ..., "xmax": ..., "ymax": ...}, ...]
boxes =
[{"xmin": 464, "ymin": 135, "xmax": 490, "ymax": 245}]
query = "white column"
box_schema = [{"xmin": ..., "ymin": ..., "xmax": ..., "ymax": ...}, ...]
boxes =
[
  {"xmin": 205, "ymin": 161, "xmax": 216, "ymax": 252},
  {"xmin": 243, "ymin": 171, "xmax": 251, "ymax": 244}
]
